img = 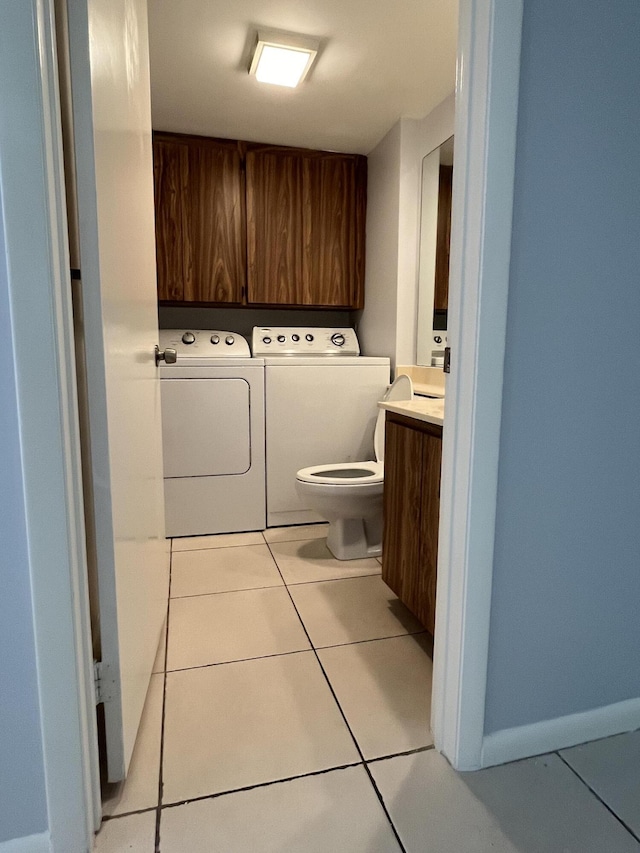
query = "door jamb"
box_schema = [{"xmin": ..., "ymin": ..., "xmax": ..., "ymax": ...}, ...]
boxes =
[
  {"xmin": 0, "ymin": 0, "xmax": 101, "ymax": 849},
  {"xmin": 431, "ymin": 0, "xmax": 524, "ymax": 770}
]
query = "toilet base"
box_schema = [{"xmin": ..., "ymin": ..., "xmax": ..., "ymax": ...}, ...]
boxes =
[{"xmin": 326, "ymin": 516, "xmax": 382, "ymax": 561}]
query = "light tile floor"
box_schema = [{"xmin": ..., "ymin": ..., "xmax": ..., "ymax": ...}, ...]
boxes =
[{"xmin": 96, "ymin": 525, "xmax": 640, "ymax": 852}]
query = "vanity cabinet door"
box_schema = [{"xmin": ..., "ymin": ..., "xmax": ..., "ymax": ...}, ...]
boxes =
[
  {"xmin": 417, "ymin": 429, "xmax": 442, "ymax": 634},
  {"xmin": 153, "ymin": 133, "xmax": 246, "ymax": 304},
  {"xmin": 382, "ymin": 413, "xmax": 442, "ymax": 633},
  {"xmin": 246, "ymin": 145, "xmax": 366, "ymax": 308},
  {"xmin": 383, "ymin": 419, "xmax": 425, "ymax": 608}
]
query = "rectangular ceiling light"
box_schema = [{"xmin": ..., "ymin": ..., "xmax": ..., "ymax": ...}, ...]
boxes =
[{"xmin": 249, "ymin": 30, "xmax": 320, "ymax": 88}]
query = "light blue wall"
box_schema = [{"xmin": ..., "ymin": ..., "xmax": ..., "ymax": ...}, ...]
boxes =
[
  {"xmin": 0, "ymin": 200, "xmax": 49, "ymax": 842},
  {"xmin": 484, "ymin": 0, "xmax": 640, "ymax": 733}
]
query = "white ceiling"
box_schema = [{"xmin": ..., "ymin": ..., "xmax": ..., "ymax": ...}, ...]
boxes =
[{"xmin": 147, "ymin": 0, "xmax": 458, "ymax": 155}]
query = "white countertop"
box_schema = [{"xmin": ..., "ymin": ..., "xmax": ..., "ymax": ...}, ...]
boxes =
[{"xmin": 379, "ymin": 396, "xmax": 444, "ymax": 427}]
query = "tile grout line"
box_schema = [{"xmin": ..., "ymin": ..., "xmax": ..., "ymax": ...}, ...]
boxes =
[
  {"xmin": 166, "ymin": 647, "xmax": 311, "ymax": 674},
  {"xmin": 165, "ymin": 628, "xmax": 431, "ymax": 676},
  {"xmin": 171, "ymin": 525, "xmax": 329, "ymax": 553},
  {"xmin": 171, "ymin": 541, "xmax": 265, "ymax": 554},
  {"xmin": 367, "ymin": 743, "xmax": 436, "ymax": 764},
  {"xmin": 555, "ymin": 751, "xmax": 640, "ymax": 845},
  {"xmin": 170, "ymin": 582, "xmax": 286, "ymax": 600},
  {"xmin": 154, "ymin": 543, "xmax": 173, "ymax": 853},
  {"xmin": 102, "ymin": 745, "xmax": 437, "ymax": 824},
  {"xmin": 170, "ymin": 570, "xmax": 383, "ymax": 600},
  {"xmin": 264, "ymin": 539, "xmax": 408, "ymax": 853},
  {"xmin": 101, "ymin": 804, "xmax": 159, "ymax": 823},
  {"xmin": 160, "ymin": 761, "xmax": 365, "ymax": 812}
]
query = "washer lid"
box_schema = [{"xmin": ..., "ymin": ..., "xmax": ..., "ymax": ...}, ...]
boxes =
[
  {"xmin": 160, "ymin": 329, "xmax": 251, "ymax": 359},
  {"xmin": 374, "ymin": 374, "xmax": 414, "ymax": 462}
]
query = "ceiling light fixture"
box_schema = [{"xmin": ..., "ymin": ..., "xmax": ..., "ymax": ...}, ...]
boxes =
[{"xmin": 249, "ymin": 30, "xmax": 320, "ymax": 88}]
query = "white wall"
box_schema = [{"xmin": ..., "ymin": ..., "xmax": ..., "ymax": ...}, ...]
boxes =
[
  {"xmin": 359, "ymin": 93, "xmax": 455, "ymax": 368},
  {"xmin": 357, "ymin": 121, "xmax": 402, "ymax": 362}
]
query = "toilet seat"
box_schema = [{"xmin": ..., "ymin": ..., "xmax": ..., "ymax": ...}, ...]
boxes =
[{"xmin": 296, "ymin": 460, "xmax": 383, "ymax": 485}]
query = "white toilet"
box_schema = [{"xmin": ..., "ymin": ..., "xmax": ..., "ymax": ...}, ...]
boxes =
[{"xmin": 295, "ymin": 375, "xmax": 413, "ymax": 560}]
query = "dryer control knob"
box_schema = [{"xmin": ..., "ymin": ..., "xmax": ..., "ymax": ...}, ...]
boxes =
[
  {"xmin": 211, "ymin": 334, "xmax": 220, "ymax": 344},
  {"xmin": 331, "ymin": 333, "xmax": 346, "ymax": 347},
  {"xmin": 277, "ymin": 335, "xmax": 286, "ymax": 343},
  {"xmin": 225, "ymin": 336, "xmax": 235, "ymax": 345},
  {"xmin": 262, "ymin": 336, "xmax": 272, "ymax": 345},
  {"xmin": 305, "ymin": 334, "xmax": 314, "ymax": 342},
  {"xmin": 292, "ymin": 334, "xmax": 300, "ymax": 342},
  {"xmin": 182, "ymin": 331, "xmax": 196, "ymax": 345}
]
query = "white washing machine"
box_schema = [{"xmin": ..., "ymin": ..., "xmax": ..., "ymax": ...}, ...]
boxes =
[
  {"xmin": 252, "ymin": 327, "xmax": 390, "ymax": 527},
  {"xmin": 159, "ymin": 329, "xmax": 265, "ymax": 537}
]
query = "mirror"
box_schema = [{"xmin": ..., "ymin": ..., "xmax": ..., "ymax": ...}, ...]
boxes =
[{"xmin": 416, "ymin": 136, "xmax": 454, "ymax": 366}]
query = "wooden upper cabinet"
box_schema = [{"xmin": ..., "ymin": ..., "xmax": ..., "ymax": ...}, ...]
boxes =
[
  {"xmin": 153, "ymin": 133, "xmax": 245, "ymax": 304},
  {"xmin": 246, "ymin": 146, "xmax": 367, "ymax": 308}
]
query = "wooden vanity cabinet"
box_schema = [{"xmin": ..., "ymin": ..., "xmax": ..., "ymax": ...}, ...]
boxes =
[
  {"xmin": 153, "ymin": 133, "xmax": 246, "ymax": 304},
  {"xmin": 382, "ymin": 412, "xmax": 442, "ymax": 634},
  {"xmin": 245, "ymin": 145, "xmax": 367, "ymax": 308}
]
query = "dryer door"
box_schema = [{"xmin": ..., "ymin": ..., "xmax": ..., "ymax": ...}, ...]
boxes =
[{"xmin": 161, "ymin": 378, "xmax": 251, "ymax": 477}]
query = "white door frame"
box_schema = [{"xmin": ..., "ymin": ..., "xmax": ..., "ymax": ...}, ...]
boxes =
[
  {"xmin": 431, "ymin": 0, "xmax": 524, "ymax": 770},
  {"xmin": 1, "ymin": 0, "xmax": 525, "ymax": 847},
  {"xmin": 0, "ymin": 1, "xmax": 99, "ymax": 851}
]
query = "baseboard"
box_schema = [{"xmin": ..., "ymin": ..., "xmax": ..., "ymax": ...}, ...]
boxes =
[
  {"xmin": 0, "ymin": 833, "xmax": 51, "ymax": 853},
  {"xmin": 481, "ymin": 695, "xmax": 640, "ymax": 768}
]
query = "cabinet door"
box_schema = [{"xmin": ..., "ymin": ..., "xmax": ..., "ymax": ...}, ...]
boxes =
[
  {"xmin": 382, "ymin": 419, "xmax": 425, "ymax": 605},
  {"xmin": 246, "ymin": 147, "xmax": 305, "ymax": 304},
  {"xmin": 153, "ymin": 134, "xmax": 245, "ymax": 304},
  {"xmin": 302, "ymin": 153, "xmax": 366, "ymax": 308},
  {"xmin": 416, "ymin": 430, "xmax": 442, "ymax": 634},
  {"xmin": 246, "ymin": 146, "xmax": 366, "ymax": 307},
  {"xmin": 186, "ymin": 138, "xmax": 245, "ymax": 303},
  {"xmin": 153, "ymin": 138, "xmax": 190, "ymax": 301},
  {"xmin": 382, "ymin": 416, "xmax": 442, "ymax": 633}
]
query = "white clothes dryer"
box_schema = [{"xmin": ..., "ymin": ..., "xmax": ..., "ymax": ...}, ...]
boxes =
[{"xmin": 159, "ymin": 330, "xmax": 265, "ymax": 538}]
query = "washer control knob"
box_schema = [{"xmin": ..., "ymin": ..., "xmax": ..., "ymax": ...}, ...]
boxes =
[
  {"xmin": 305, "ymin": 333, "xmax": 314, "ymax": 342},
  {"xmin": 331, "ymin": 333, "xmax": 346, "ymax": 347},
  {"xmin": 262, "ymin": 336, "xmax": 272, "ymax": 345},
  {"xmin": 292, "ymin": 334, "xmax": 300, "ymax": 342},
  {"xmin": 434, "ymin": 335, "xmax": 443, "ymax": 344},
  {"xmin": 182, "ymin": 331, "xmax": 196, "ymax": 345},
  {"xmin": 225, "ymin": 335, "xmax": 235, "ymax": 345},
  {"xmin": 210, "ymin": 334, "xmax": 220, "ymax": 345},
  {"xmin": 277, "ymin": 335, "xmax": 286, "ymax": 343}
]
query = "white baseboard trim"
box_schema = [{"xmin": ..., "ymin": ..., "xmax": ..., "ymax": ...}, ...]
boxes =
[
  {"xmin": 0, "ymin": 833, "xmax": 51, "ymax": 853},
  {"xmin": 481, "ymin": 696, "xmax": 640, "ymax": 768}
]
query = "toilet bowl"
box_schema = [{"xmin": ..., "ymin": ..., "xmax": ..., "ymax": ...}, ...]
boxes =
[{"xmin": 295, "ymin": 375, "xmax": 413, "ymax": 560}]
